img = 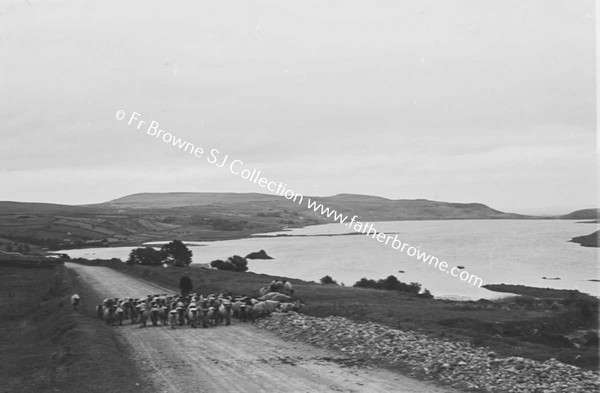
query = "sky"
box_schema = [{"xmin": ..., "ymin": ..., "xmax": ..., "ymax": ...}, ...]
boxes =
[{"xmin": 0, "ymin": 0, "xmax": 597, "ymax": 215}]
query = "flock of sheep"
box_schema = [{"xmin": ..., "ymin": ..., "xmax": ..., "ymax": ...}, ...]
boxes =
[{"xmin": 96, "ymin": 280, "xmax": 301, "ymax": 329}]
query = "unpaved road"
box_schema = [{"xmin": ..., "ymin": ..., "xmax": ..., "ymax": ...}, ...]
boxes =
[{"xmin": 67, "ymin": 263, "xmax": 456, "ymax": 393}]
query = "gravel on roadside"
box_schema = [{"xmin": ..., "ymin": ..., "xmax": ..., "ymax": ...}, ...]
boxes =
[{"xmin": 255, "ymin": 312, "xmax": 600, "ymax": 393}]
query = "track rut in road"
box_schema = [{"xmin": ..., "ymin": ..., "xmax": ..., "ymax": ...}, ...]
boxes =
[{"xmin": 67, "ymin": 263, "xmax": 456, "ymax": 393}]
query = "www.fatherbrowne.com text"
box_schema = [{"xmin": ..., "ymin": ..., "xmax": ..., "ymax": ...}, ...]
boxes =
[{"xmin": 117, "ymin": 110, "xmax": 483, "ymax": 288}]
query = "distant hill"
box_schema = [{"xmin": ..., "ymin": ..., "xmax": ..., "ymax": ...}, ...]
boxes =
[
  {"xmin": 95, "ymin": 192, "xmax": 283, "ymax": 209},
  {"xmin": 560, "ymin": 208, "xmax": 599, "ymax": 220},
  {"xmin": 96, "ymin": 192, "xmax": 526, "ymax": 220},
  {"xmin": 0, "ymin": 192, "xmax": 532, "ymax": 251},
  {"xmin": 0, "ymin": 201, "xmax": 96, "ymax": 214},
  {"xmin": 311, "ymin": 193, "xmax": 527, "ymax": 221}
]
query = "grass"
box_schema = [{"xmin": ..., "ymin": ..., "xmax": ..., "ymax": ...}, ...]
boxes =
[
  {"xmin": 71, "ymin": 258, "xmax": 599, "ymax": 370},
  {"xmin": 0, "ymin": 200, "xmax": 324, "ymax": 251},
  {"xmin": 0, "ymin": 264, "xmax": 150, "ymax": 393}
]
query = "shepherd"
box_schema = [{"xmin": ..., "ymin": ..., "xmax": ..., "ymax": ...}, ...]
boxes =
[{"xmin": 180, "ymin": 275, "xmax": 193, "ymax": 297}]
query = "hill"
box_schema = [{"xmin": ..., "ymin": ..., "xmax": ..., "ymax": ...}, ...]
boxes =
[
  {"xmin": 560, "ymin": 209, "xmax": 599, "ymax": 220},
  {"xmin": 94, "ymin": 192, "xmax": 284, "ymax": 209},
  {"xmin": 0, "ymin": 201, "xmax": 98, "ymax": 214},
  {"xmin": 95, "ymin": 192, "xmax": 526, "ymax": 220},
  {"xmin": 0, "ymin": 192, "xmax": 527, "ymax": 251},
  {"xmin": 312, "ymin": 193, "xmax": 527, "ymax": 220}
]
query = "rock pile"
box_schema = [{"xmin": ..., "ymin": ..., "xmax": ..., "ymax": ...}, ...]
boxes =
[{"xmin": 256, "ymin": 312, "xmax": 600, "ymax": 393}]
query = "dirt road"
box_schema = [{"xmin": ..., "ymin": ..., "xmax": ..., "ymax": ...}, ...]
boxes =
[{"xmin": 67, "ymin": 263, "xmax": 456, "ymax": 393}]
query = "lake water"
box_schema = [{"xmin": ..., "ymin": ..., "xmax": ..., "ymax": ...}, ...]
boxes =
[{"xmin": 58, "ymin": 220, "xmax": 599, "ymax": 300}]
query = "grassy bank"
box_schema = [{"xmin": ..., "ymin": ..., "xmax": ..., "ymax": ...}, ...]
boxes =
[
  {"xmin": 70, "ymin": 258, "xmax": 599, "ymax": 370},
  {"xmin": 0, "ymin": 263, "xmax": 150, "ymax": 393}
]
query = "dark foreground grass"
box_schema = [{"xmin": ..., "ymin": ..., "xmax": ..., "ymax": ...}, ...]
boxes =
[
  {"xmin": 0, "ymin": 264, "xmax": 150, "ymax": 393},
  {"xmin": 72, "ymin": 258, "xmax": 599, "ymax": 371}
]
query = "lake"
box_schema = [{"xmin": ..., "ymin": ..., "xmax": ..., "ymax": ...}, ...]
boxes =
[{"xmin": 58, "ymin": 220, "xmax": 599, "ymax": 300}]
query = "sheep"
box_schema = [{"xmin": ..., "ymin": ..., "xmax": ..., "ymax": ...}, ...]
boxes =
[
  {"xmin": 282, "ymin": 281, "xmax": 294, "ymax": 296},
  {"xmin": 71, "ymin": 294, "xmax": 80, "ymax": 310},
  {"xmin": 150, "ymin": 305, "xmax": 159, "ymax": 326},
  {"xmin": 232, "ymin": 300, "xmax": 244, "ymax": 319},
  {"xmin": 207, "ymin": 307, "xmax": 218, "ymax": 326},
  {"xmin": 278, "ymin": 301, "xmax": 303, "ymax": 313},
  {"xmin": 177, "ymin": 306, "xmax": 185, "ymax": 326},
  {"xmin": 158, "ymin": 305, "xmax": 167, "ymax": 325},
  {"xmin": 187, "ymin": 308, "xmax": 199, "ymax": 328},
  {"xmin": 97, "ymin": 289, "xmax": 300, "ymax": 329},
  {"xmin": 252, "ymin": 300, "xmax": 280, "ymax": 319},
  {"xmin": 168, "ymin": 310, "xmax": 178, "ymax": 329},
  {"xmin": 258, "ymin": 292, "xmax": 294, "ymax": 303},
  {"xmin": 200, "ymin": 308, "xmax": 210, "ymax": 328},
  {"xmin": 129, "ymin": 304, "xmax": 139, "ymax": 324},
  {"xmin": 243, "ymin": 304, "xmax": 254, "ymax": 322},
  {"xmin": 115, "ymin": 306, "xmax": 125, "ymax": 325},
  {"xmin": 269, "ymin": 280, "xmax": 284, "ymax": 293},
  {"xmin": 258, "ymin": 286, "xmax": 270, "ymax": 296},
  {"xmin": 218, "ymin": 300, "xmax": 232, "ymax": 326},
  {"xmin": 138, "ymin": 307, "xmax": 149, "ymax": 328},
  {"xmin": 103, "ymin": 307, "xmax": 115, "ymax": 325}
]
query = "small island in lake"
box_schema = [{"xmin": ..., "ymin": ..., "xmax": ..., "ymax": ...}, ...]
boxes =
[{"xmin": 245, "ymin": 249, "xmax": 274, "ymax": 259}]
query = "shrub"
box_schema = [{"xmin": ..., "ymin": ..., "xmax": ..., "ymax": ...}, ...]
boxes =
[
  {"xmin": 126, "ymin": 247, "xmax": 165, "ymax": 266},
  {"xmin": 353, "ymin": 275, "xmax": 431, "ymax": 297},
  {"xmin": 418, "ymin": 289, "xmax": 434, "ymax": 299},
  {"xmin": 320, "ymin": 275, "xmax": 338, "ymax": 285},
  {"xmin": 210, "ymin": 255, "xmax": 248, "ymax": 272}
]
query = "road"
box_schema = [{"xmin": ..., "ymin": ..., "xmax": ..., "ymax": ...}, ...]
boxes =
[{"xmin": 67, "ymin": 263, "xmax": 456, "ymax": 393}]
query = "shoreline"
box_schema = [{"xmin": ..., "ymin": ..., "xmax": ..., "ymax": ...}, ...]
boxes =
[
  {"xmin": 46, "ymin": 217, "xmax": 597, "ymax": 251},
  {"xmin": 50, "ymin": 220, "xmax": 600, "ymax": 300}
]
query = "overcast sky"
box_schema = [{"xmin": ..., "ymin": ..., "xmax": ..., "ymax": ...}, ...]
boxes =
[{"xmin": 0, "ymin": 0, "xmax": 596, "ymax": 214}]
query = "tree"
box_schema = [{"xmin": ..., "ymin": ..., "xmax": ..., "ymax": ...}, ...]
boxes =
[
  {"xmin": 210, "ymin": 255, "xmax": 248, "ymax": 272},
  {"xmin": 320, "ymin": 275, "xmax": 338, "ymax": 285},
  {"xmin": 210, "ymin": 259, "xmax": 227, "ymax": 270},
  {"xmin": 354, "ymin": 277, "xmax": 378, "ymax": 289},
  {"xmin": 126, "ymin": 247, "xmax": 165, "ymax": 266},
  {"xmin": 352, "ymin": 275, "xmax": 428, "ymax": 296},
  {"xmin": 226, "ymin": 255, "xmax": 248, "ymax": 272},
  {"xmin": 381, "ymin": 275, "xmax": 401, "ymax": 290},
  {"xmin": 161, "ymin": 240, "xmax": 193, "ymax": 267},
  {"xmin": 180, "ymin": 276, "xmax": 193, "ymax": 296}
]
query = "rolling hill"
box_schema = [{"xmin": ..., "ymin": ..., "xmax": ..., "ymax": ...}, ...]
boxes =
[
  {"xmin": 0, "ymin": 192, "xmax": 535, "ymax": 251},
  {"xmin": 560, "ymin": 208, "xmax": 599, "ymax": 220}
]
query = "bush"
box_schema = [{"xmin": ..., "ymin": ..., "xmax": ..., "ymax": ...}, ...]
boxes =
[
  {"xmin": 210, "ymin": 255, "xmax": 248, "ymax": 272},
  {"xmin": 353, "ymin": 275, "xmax": 432, "ymax": 297},
  {"xmin": 418, "ymin": 289, "xmax": 434, "ymax": 299},
  {"xmin": 320, "ymin": 275, "xmax": 338, "ymax": 285},
  {"xmin": 126, "ymin": 247, "xmax": 165, "ymax": 266}
]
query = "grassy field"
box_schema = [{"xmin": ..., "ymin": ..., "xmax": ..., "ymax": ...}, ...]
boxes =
[
  {"xmin": 0, "ymin": 201, "xmax": 323, "ymax": 252},
  {"xmin": 71, "ymin": 258, "xmax": 599, "ymax": 371},
  {"xmin": 0, "ymin": 262, "xmax": 150, "ymax": 393}
]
